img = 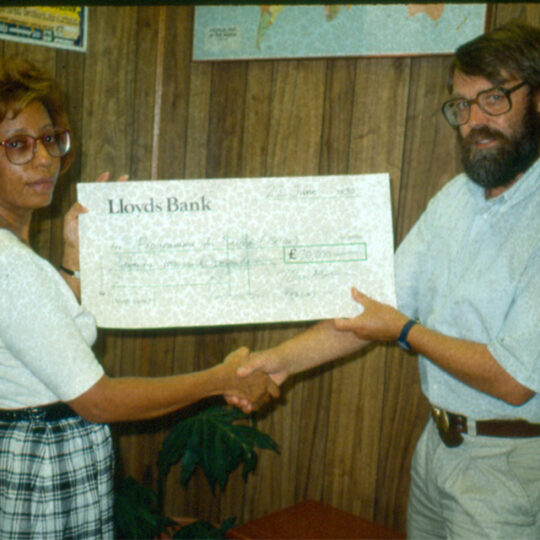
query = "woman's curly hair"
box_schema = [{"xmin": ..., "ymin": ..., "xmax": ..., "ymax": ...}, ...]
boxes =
[{"xmin": 0, "ymin": 55, "xmax": 73, "ymax": 172}]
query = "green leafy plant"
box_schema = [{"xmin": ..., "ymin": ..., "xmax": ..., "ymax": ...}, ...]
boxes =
[
  {"xmin": 114, "ymin": 404, "xmax": 279, "ymax": 540},
  {"xmin": 158, "ymin": 405, "xmax": 280, "ymax": 497},
  {"xmin": 114, "ymin": 476, "xmax": 175, "ymax": 539}
]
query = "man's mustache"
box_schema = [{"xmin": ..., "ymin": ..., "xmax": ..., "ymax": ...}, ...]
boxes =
[{"xmin": 461, "ymin": 126, "xmax": 506, "ymax": 146}]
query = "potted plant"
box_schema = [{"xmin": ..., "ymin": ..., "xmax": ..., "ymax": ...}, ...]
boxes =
[{"xmin": 114, "ymin": 401, "xmax": 279, "ymax": 539}]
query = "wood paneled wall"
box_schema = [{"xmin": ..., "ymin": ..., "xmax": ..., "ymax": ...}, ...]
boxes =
[{"xmin": 2, "ymin": 4, "xmax": 538, "ymax": 533}]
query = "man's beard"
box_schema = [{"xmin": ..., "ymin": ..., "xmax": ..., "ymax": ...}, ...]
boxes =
[{"xmin": 458, "ymin": 103, "xmax": 539, "ymax": 190}]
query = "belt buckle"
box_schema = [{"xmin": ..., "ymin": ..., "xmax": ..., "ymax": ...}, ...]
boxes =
[
  {"xmin": 29, "ymin": 407, "xmax": 46, "ymax": 421},
  {"xmin": 432, "ymin": 407, "xmax": 464, "ymax": 448}
]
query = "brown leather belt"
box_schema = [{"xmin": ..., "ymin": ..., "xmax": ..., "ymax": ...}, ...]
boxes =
[{"xmin": 431, "ymin": 407, "xmax": 540, "ymax": 448}]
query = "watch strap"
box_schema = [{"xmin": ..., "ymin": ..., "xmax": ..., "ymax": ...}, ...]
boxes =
[{"xmin": 397, "ymin": 319, "xmax": 417, "ymax": 351}]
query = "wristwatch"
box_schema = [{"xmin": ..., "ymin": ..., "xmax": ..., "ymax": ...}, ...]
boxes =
[
  {"xmin": 59, "ymin": 264, "xmax": 81, "ymax": 279},
  {"xmin": 397, "ymin": 319, "xmax": 418, "ymax": 351}
]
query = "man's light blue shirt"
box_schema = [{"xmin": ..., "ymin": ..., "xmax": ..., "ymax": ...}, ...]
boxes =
[{"xmin": 395, "ymin": 159, "xmax": 540, "ymax": 421}]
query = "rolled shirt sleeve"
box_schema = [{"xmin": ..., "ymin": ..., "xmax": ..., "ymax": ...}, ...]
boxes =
[{"xmin": 488, "ymin": 247, "xmax": 540, "ymax": 392}]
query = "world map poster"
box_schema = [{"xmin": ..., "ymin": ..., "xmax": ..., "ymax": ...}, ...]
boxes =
[{"xmin": 193, "ymin": 4, "xmax": 487, "ymax": 61}]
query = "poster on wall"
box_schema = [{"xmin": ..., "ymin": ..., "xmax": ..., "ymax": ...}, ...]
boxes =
[
  {"xmin": 0, "ymin": 7, "xmax": 87, "ymax": 52},
  {"xmin": 193, "ymin": 4, "xmax": 487, "ymax": 61}
]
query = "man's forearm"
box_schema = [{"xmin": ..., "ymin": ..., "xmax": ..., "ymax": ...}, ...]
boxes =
[
  {"xmin": 267, "ymin": 319, "xmax": 368, "ymax": 377},
  {"xmin": 407, "ymin": 324, "xmax": 534, "ymax": 405}
]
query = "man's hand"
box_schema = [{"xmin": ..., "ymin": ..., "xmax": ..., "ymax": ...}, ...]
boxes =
[
  {"xmin": 236, "ymin": 350, "xmax": 290, "ymax": 386},
  {"xmin": 333, "ymin": 287, "xmax": 409, "ymax": 342},
  {"xmin": 225, "ymin": 349, "xmax": 289, "ymax": 412},
  {"xmin": 222, "ymin": 347, "xmax": 280, "ymax": 413}
]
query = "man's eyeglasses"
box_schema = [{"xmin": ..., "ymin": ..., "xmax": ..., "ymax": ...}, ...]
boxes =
[
  {"xmin": 441, "ymin": 81, "xmax": 528, "ymax": 127},
  {"xmin": 0, "ymin": 128, "xmax": 71, "ymax": 165}
]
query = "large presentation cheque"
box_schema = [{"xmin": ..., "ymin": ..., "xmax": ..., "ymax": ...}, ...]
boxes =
[{"xmin": 78, "ymin": 175, "xmax": 396, "ymax": 329}]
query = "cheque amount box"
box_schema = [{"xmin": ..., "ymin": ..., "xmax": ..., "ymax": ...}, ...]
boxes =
[{"xmin": 283, "ymin": 243, "xmax": 367, "ymax": 264}]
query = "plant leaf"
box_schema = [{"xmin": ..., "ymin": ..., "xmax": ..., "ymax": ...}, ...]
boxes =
[
  {"xmin": 158, "ymin": 416, "xmax": 192, "ymax": 479},
  {"xmin": 114, "ymin": 476, "xmax": 174, "ymax": 539},
  {"xmin": 180, "ymin": 431, "xmax": 201, "ymax": 486},
  {"xmin": 159, "ymin": 405, "xmax": 280, "ymax": 493}
]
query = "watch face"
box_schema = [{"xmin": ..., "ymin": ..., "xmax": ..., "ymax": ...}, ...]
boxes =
[{"xmin": 397, "ymin": 338, "xmax": 411, "ymax": 351}]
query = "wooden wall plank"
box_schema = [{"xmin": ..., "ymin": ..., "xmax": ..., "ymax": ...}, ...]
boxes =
[
  {"xmin": 184, "ymin": 61, "xmax": 212, "ymax": 179},
  {"xmin": 129, "ymin": 6, "xmax": 161, "ymax": 181},
  {"xmin": 348, "ymin": 57, "xmax": 411, "ymax": 223},
  {"xmin": 241, "ymin": 61, "xmax": 274, "ymax": 177},
  {"xmin": 323, "ymin": 349, "xmax": 383, "ymax": 519},
  {"xmin": 206, "ymin": 61, "xmax": 248, "ymax": 179},
  {"xmin": 319, "ymin": 58, "xmax": 356, "ymax": 175},
  {"xmin": 79, "ymin": 6, "xmax": 138, "ymax": 181},
  {"xmin": 395, "ymin": 56, "xmax": 460, "ymax": 244},
  {"xmin": 493, "ymin": 3, "xmax": 540, "ymax": 27},
  {"xmin": 157, "ymin": 6, "xmax": 193, "ymax": 180},
  {"xmin": 292, "ymin": 366, "xmax": 333, "ymax": 503},
  {"xmin": 266, "ymin": 59, "xmax": 326, "ymax": 176}
]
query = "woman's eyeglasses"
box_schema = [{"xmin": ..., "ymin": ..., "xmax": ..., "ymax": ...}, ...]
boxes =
[{"xmin": 0, "ymin": 128, "xmax": 71, "ymax": 165}]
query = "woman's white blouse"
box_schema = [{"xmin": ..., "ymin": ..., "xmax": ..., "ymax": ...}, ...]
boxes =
[{"xmin": 0, "ymin": 230, "xmax": 104, "ymax": 408}]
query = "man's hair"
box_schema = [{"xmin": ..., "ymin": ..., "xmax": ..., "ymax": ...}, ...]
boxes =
[
  {"xmin": 0, "ymin": 55, "xmax": 73, "ymax": 172},
  {"xmin": 449, "ymin": 21, "xmax": 540, "ymax": 92}
]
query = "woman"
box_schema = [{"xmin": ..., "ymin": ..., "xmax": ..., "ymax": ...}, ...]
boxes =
[{"xmin": 0, "ymin": 56, "xmax": 277, "ymax": 539}]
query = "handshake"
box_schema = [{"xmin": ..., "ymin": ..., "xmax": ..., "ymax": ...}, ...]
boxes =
[
  {"xmin": 213, "ymin": 289, "xmax": 395, "ymax": 413},
  {"xmin": 218, "ymin": 346, "xmax": 286, "ymax": 413}
]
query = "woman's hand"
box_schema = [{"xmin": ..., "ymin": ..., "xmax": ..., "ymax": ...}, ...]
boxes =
[
  {"xmin": 221, "ymin": 347, "xmax": 280, "ymax": 413},
  {"xmin": 61, "ymin": 172, "xmax": 128, "ymax": 298},
  {"xmin": 63, "ymin": 172, "xmax": 128, "ymax": 256}
]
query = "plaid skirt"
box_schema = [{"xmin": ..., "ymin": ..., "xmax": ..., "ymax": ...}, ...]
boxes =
[{"xmin": 0, "ymin": 415, "xmax": 114, "ymax": 539}]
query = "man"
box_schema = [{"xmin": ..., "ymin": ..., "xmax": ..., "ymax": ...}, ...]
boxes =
[{"xmin": 234, "ymin": 21, "xmax": 540, "ymax": 538}]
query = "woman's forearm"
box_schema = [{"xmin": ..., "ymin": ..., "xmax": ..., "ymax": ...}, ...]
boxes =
[{"xmin": 68, "ymin": 350, "xmax": 277, "ymax": 422}]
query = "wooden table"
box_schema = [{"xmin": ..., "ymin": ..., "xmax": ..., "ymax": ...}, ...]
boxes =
[{"xmin": 227, "ymin": 500, "xmax": 405, "ymax": 539}]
